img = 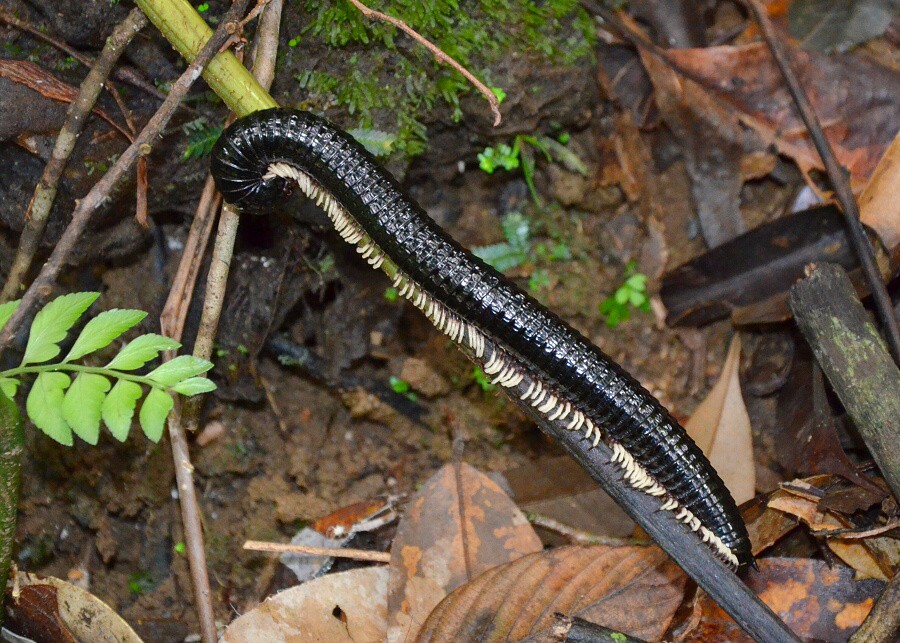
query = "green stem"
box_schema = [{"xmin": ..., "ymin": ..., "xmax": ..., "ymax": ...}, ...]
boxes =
[
  {"xmin": 134, "ymin": 0, "xmax": 277, "ymax": 116},
  {"xmin": 0, "ymin": 365, "xmax": 170, "ymax": 391},
  {"xmin": 0, "ymin": 391, "xmax": 22, "ymax": 623}
]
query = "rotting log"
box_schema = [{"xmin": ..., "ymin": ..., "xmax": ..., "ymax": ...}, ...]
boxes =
[{"xmin": 789, "ymin": 263, "xmax": 900, "ymax": 501}]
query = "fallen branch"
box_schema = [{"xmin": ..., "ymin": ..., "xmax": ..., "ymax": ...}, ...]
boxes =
[
  {"xmin": 243, "ymin": 540, "xmax": 392, "ymax": 563},
  {"xmin": 0, "ymin": 8, "xmax": 147, "ymax": 303},
  {"xmin": 788, "ymin": 263, "xmax": 900, "ymax": 502}
]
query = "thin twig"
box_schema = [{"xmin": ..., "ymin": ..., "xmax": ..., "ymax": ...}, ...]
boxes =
[
  {"xmin": 0, "ymin": 8, "xmax": 168, "ymax": 101},
  {"xmin": 346, "ymin": 0, "xmax": 502, "ymax": 126},
  {"xmin": 526, "ymin": 512, "xmax": 634, "ymax": 547},
  {"xmin": 243, "ymin": 540, "xmax": 392, "ymax": 563},
  {"xmin": 159, "ymin": 175, "xmax": 222, "ymax": 343},
  {"xmin": 0, "ymin": 8, "xmax": 147, "ymax": 303},
  {"xmin": 813, "ymin": 520, "xmax": 900, "ymax": 539},
  {"xmin": 164, "ymin": 4, "xmax": 281, "ymax": 639},
  {"xmin": 741, "ymin": 0, "xmax": 900, "ymax": 367},
  {"xmin": 0, "ymin": 3, "xmax": 248, "ymax": 357}
]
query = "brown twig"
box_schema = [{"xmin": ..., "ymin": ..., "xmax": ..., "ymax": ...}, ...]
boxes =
[
  {"xmin": 740, "ymin": 0, "xmax": 900, "ymax": 367},
  {"xmin": 163, "ymin": 4, "xmax": 282, "ymax": 640},
  {"xmin": 526, "ymin": 512, "xmax": 634, "ymax": 547},
  {"xmin": 0, "ymin": 3, "xmax": 248, "ymax": 356},
  {"xmin": 0, "ymin": 8, "xmax": 148, "ymax": 303},
  {"xmin": 813, "ymin": 520, "xmax": 900, "ymax": 539},
  {"xmin": 243, "ymin": 540, "xmax": 392, "ymax": 563},
  {"xmin": 345, "ymin": 0, "xmax": 502, "ymax": 126},
  {"xmin": 0, "ymin": 7, "xmax": 168, "ymax": 101},
  {"xmin": 159, "ymin": 175, "xmax": 222, "ymax": 343}
]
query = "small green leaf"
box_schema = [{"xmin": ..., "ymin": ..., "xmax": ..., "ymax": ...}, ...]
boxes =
[
  {"xmin": 106, "ymin": 334, "xmax": 181, "ymax": 370},
  {"xmin": 64, "ymin": 309, "xmax": 147, "ymax": 362},
  {"xmin": 146, "ymin": 355, "xmax": 213, "ymax": 387},
  {"xmin": 0, "ymin": 299, "xmax": 21, "ymax": 332},
  {"xmin": 490, "ymin": 86, "xmax": 507, "ymax": 103},
  {"xmin": 389, "ymin": 376, "xmax": 410, "ymax": 394},
  {"xmin": 102, "ymin": 380, "xmax": 143, "ymax": 442},
  {"xmin": 62, "ymin": 374, "xmax": 110, "ymax": 445},
  {"xmin": 0, "ymin": 378, "xmax": 19, "ymax": 399},
  {"xmin": 629, "ymin": 290, "xmax": 647, "ymax": 307},
  {"xmin": 614, "ymin": 288, "xmax": 630, "ymax": 305},
  {"xmin": 472, "ymin": 242, "xmax": 528, "ymax": 273},
  {"xmin": 139, "ymin": 388, "xmax": 173, "ymax": 442},
  {"xmin": 26, "ymin": 372, "xmax": 72, "ymax": 445},
  {"xmin": 171, "ymin": 377, "xmax": 216, "ymax": 396},
  {"xmin": 501, "ymin": 212, "xmax": 530, "ymax": 248},
  {"xmin": 348, "ymin": 128, "xmax": 397, "ymax": 157},
  {"xmin": 625, "ymin": 273, "xmax": 647, "ymax": 290},
  {"xmin": 21, "ymin": 292, "xmax": 99, "ymax": 365}
]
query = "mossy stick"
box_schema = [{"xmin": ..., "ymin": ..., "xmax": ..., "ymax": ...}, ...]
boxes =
[
  {"xmin": 0, "ymin": 391, "xmax": 23, "ymax": 621},
  {"xmin": 789, "ymin": 263, "xmax": 900, "ymax": 501}
]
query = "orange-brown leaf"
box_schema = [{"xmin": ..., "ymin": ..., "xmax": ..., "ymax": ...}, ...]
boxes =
[
  {"xmin": 680, "ymin": 558, "xmax": 883, "ymax": 642},
  {"xmin": 416, "ymin": 545, "xmax": 685, "ymax": 642},
  {"xmin": 386, "ymin": 462, "xmax": 542, "ymax": 642}
]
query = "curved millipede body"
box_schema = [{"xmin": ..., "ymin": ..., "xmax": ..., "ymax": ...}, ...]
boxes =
[{"xmin": 210, "ymin": 108, "xmax": 753, "ymax": 569}]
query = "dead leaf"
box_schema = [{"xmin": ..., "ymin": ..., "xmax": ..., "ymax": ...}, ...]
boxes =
[
  {"xmin": 742, "ymin": 499, "xmax": 799, "ymax": 556},
  {"xmin": 0, "ymin": 60, "xmax": 128, "ymax": 140},
  {"xmin": 686, "ymin": 335, "xmax": 756, "ymax": 504},
  {"xmin": 788, "ymin": 0, "xmax": 896, "ymax": 54},
  {"xmin": 680, "ymin": 558, "xmax": 883, "ymax": 642},
  {"xmin": 222, "ymin": 567, "xmax": 388, "ymax": 642},
  {"xmin": 665, "ymin": 43, "xmax": 900, "ymax": 191},
  {"xmin": 5, "ymin": 572, "xmax": 143, "ymax": 643},
  {"xmin": 386, "ymin": 462, "xmax": 542, "ymax": 643},
  {"xmin": 859, "ymin": 129, "xmax": 900, "ymax": 255},
  {"xmin": 769, "ymin": 482, "xmax": 891, "ymax": 580},
  {"xmin": 415, "ymin": 545, "xmax": 686, "ymax": 642}
]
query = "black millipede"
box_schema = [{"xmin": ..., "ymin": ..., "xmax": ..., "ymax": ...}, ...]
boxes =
[{"xmin": 210, "ymin": 108, "xmax": 753, "ymax": 570}]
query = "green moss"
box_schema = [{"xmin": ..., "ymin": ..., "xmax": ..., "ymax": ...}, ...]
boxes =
[{"xmin": 288, "ymin": 0, "xmax": 596, "ymax": 160}]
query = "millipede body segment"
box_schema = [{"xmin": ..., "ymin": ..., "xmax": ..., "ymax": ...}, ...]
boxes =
[{"xmin": 210, "ymin": 108, "xmax": 753, "ymax": 569}]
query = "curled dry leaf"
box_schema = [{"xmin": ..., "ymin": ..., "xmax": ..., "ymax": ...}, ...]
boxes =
[
  {"xmin": 5, "ymin": 572, "xmax": 143, "ymax": 643},
  {"xmin": 416, "ymin": 545, "xmax": 686, "ymax": 642},
  {"xmin": 685, "ymin": 335, "xmax": 756, "ymax": 505},
  {"xmin": 386, "ymin": 462, "xmax": 542, "ymax": 643},
  {"xmin": 222, "ymin": 567, "xmax": 388, "ymax": 643},
  {"xmin": 679, "ymin": 558, "xmax": 883, "ymax": 643},
  {"xmin": 768, "ymin": 483, "xmax": 892, "ymax": 580}
]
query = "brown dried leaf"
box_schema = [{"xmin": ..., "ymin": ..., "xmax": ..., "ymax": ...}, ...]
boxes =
[
  {"xmin": 416, "ymin": 545, "xmax": 686, "ymax": 642},
  {"xmin": 742, "ymin": 499, "xmax": 799, "ymax": 556},
  {"xmin": 222, "ymin": 567, "xmax": 388, "ymax": 642},
  {"xmin": 0, "ymin": 60, "xmax": 127, "ymax": 139},
  {"xmin": 5, "ymin": 572, "xmax": 143, "ymax": 643},
  {"xmin": 769, "ymin": 484, "xmax": 891, "ymax": 580},
  {"xmin": 680, "ymin": 558, "xmax": 883, "ymax": 642},
  {"xmin": 685, "ymin": 335, "xmax": 756, "ymax": 504},
  {"xmin": 386, "ymin": 462, "xmax": 542, "ymax": 642},
  {"xmin": 665, "ymin": 43, "xmax": 900, "ymax": 191},
  {"xmin": 859, "ymin": 129, "xmax": 900, "ymax": 253}
]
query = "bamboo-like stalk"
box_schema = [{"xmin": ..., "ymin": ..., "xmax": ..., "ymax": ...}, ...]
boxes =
[
  {"xmin": 134, "ymin": 0, "xmax": 277, "ymax": 116},
  {"xmin": 0, "ymin": 391, "xmax": 23, "ymax": 619}
]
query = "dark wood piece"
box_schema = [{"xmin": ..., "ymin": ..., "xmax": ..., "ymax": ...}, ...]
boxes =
[{"xmin": 789, "ymin": 263, "xmax": 900, "ymax": 502}]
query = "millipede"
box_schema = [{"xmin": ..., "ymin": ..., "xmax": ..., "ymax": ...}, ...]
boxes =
[{"xmin": 210, "ymin": 108, "xmax": 753, "ymax": 570}]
